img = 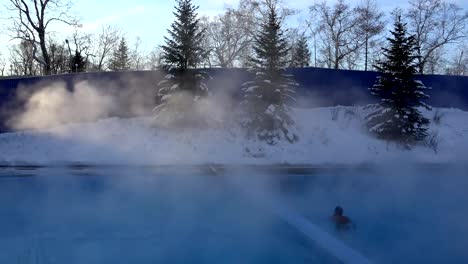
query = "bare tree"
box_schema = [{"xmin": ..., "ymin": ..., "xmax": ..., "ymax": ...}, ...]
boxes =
[
  {"xmin": 425, "ymin": 45, "xmax": 446, "ymax": 74},
  {"xmin": 446, "ymin": 44, "xmax": 467, "ymax": 75},
  {"xmin": 232, "ymin": 0, "xmax": 261, "ymax": 67},
  {"xmin": 344, "ymin": 46, "xmax": 362, "ymax": 70},
  {"xmin": 310, "ymin": 0, "xmax": 363, "ymax": 69},
  {"xmin": 6, "ymin": 0, "xmax": 77, "ymax": 75},
  {"xmin": 146, "ymin": 46, "xmax": 163, "ymax": 70},
  {"xmin": 250, "ymin": 0, "xmax": 297, "ymax": 21},
  {"xmin": 223, "ymin": 0, "xmax": 262, "ymax": 67},
  {"xmin": 9, "ymin": 40, "xmax": 40, "ymax": 76},
  {"xmin": 406, "ymin": 0, "xmax": 468, "ymax": 73},
  {"xmin": 89, "ymin": 25, "xmax": 122, "ymax": 71},
  {"xmin": 200, "ymin": 16, "xmax": 218, "ymax": 67},
  {"xmin": 48, "ymin": 38, "xmax": 69, "ymax": 74},
  {"xmin": 303, "ymin": 19, "xmax": 320, "ymax": 67},
  {"xmin": 356, "ymin": 0, "xmax": 385, "ymax": 71},
  {"xmin": 202, "ymin": 10, "xmax": 254, "ymax": 67},
  {"xmin": 130, "ymin": 36, "xmax": 146, "ymax": 70},
  {"xmin": 63, "ymin": 29, "xmax": 94, "ymax": 73},
  {"xmin": 0, "ymin": 52, "xmax": 6, "ymax": 76},
  {"xmin": 367, "ymin": 37, "xmax": 386, "ymax": 70},
  {"xmin": 206, "ymin": 0, "xmax": 295, "ymax": 68},
  {"xmin": 70, "ymin": 30, "xmax": 92, "ymax": 60}
]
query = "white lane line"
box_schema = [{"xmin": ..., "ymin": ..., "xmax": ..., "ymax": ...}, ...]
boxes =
[{"xmin": 219, "ymin": 168, "xmax": 373, "ymax": 264}]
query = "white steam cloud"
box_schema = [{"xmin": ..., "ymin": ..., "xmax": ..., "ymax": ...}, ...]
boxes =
[
  {"xmin": 10, "ymin": 82, "xmax": 115, "ymax": 130},
  {"xmin": 154, "ymin": 91, "xmax": 233, "ymax": 128},
  {"xmin": 9, "ymin": 76, "xmax": 238, "ymax": 132}
]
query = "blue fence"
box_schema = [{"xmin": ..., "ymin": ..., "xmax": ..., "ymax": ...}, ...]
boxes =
[{"xmin": 1, "ymin": 68, "xmax": 467, "ymax": 133}]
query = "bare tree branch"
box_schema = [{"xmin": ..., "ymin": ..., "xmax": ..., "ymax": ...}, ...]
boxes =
[
  {"xmin": 6, "ymin": 0, "xmax": 77, "ymax": 75},
  {"xmin": 87, "ymin": 25, "xmax": 122, "ymax": 71},
  {"xmin": 406, "ymin": 0, "xmax": 468, "ymax": 74},
  {"xmin": 310, "ymin": 0, "xmax": 365, "ymax": 69}
]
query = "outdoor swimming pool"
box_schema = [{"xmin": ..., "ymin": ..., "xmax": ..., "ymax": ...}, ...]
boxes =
[
  {"xmin": 0, "ymin": 165, "xmax": 467, "ymax": 263},
  {"xmin": 0, "ymin": 166, "xmax": 340, "ymax": 264}
]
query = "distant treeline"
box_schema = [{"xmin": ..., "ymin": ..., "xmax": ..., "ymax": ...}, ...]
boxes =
[{"xmin": 0, "ymin": 0, "xmax": 466, "ymax": 77}]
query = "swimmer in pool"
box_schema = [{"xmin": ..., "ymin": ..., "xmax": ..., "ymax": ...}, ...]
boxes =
[{"xmin": 331, "ymin": 206, "xmax": 353, "ymax": 230}]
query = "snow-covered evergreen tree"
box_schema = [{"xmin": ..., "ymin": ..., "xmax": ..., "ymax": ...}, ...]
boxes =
[
  {"xmin": 109, "ymin": 37, "xmax": 131, "ymax": 71},
  {"xmin": 366, "ymin": 16, "xmax": 431, "ymax": 146},
  {"xmin": 290, "ymin": 35, "xmax": 311, "ymax": 68},
  {"xmin": 240, "ymin": 2, "xmax": 298, "ymax": 144},
  {"xmin": 154, "ymin": 0, "xmax": 210, "ymax": 126}
]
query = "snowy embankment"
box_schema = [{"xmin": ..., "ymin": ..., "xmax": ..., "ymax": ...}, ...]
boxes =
[{"xmin": 0, "ymin": 106, "xmax": 467, "ymax": 166}]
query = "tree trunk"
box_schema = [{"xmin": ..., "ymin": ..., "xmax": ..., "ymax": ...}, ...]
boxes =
[
  {"xmin": 364, "ymin": 34, "xmax": 369, "ymax": 71},
  {"xmin": 334, "ymin": 41, "xmax": 340, "ymax": 69},
  {"xmin": 39, "ymin": 31, "xmax": 51, "ymax": 75},
  {"xmin": 416, "ymin": 46, "xmax": 424, "ymax": 74},
  {"xmin": 418, "ymin": 61, "xmax": 425, "ymax": 74}
]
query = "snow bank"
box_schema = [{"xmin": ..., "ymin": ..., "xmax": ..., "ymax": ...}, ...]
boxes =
[{"xmin": 0, "ymin": 107, "xmax": 467, "ymax": 166}]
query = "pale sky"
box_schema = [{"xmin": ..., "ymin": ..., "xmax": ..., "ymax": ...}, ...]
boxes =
[{"xmin": 0, "ymin": 0, "xmax": 467, "ymax": 58}]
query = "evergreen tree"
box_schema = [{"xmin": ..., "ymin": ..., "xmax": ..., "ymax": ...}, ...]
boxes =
[
  {"xmin": 154, "ymin": 0, "xmax": 209, "ymax": 126},
  {"xmin": 366, "ymin": 16, "xmax": 431, "ymax": 147},
  {"xmin": 109, "ymin": 37, "xmax": 131, "ymax": 71},
  {"xmin": 69, "ymin": 50, "xmax": 86, "ymax": 73},
  {"xmin": 240, "ymin": 2, "xmax": 298, "ymax": 144},
  {"xmin": 161, "ymin": 0, "xmax": 206, "ymax": 69},
  {"xmin": 290, "ymin": 35, "xmax": 311, "ymax": 68}
]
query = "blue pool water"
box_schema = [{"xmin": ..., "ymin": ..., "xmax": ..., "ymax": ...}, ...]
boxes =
[
  {"xmin": 1, "ymin": 165, "xmax": 467, "ymax": 263},
  {"xmin": 265, "ymin": 165, "xmax": 468, "ymax": 264},
  {"xmin": 0, "ymin": 167, "xmax": 339, "ymax": 264}
]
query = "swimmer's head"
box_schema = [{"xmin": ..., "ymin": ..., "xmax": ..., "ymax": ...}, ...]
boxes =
[{"xmin": 334, "ymin": 206, "xmax": 344, "ymax": 216}]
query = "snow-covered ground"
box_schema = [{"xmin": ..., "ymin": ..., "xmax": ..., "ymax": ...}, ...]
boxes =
[{"xmin": 0, "ymin": 106, "xmax": 467, "ymax": 166}]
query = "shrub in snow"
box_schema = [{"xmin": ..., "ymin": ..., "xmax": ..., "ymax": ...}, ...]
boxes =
[
  {"xmin": 432, "ymin": 109, "xmax": 444, "ymax": 126},
  {"xmin": 366, "ymin": 16, "xmax": 431, "ymax": 147},
  {"xmin": 153, "ymin": 0, "xmax": 211, "ymax": 127},
  {"xmin": 344, "ymin": 107, "xmax": 358, "ymax": 120},
  {"xmin": 240, "ymin": 2, "xmax": 298, "ymax": 145},
  {"xmin": 425, "ymin": 131, "xmax": 441, "ymax": 154},
  {"xmin": 331, "ymin": 108, "xmax": 340, "ymax": 121}
]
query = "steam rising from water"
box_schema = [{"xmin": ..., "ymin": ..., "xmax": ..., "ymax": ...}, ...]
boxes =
[
  {"xmin": 1, "ymin": 70, "xmax": 467, "ymax": 263},
  {"xmin": 154, "ymin": 90, "xmax": 232, "ymax": 128},
  {"xmin": 2, "ymin": 74, "xmax": 467, "ymax": 167},
  {"xmin": 1, "ymin": 166, "xmax": 467, "ymax": 263},
  {"xmin": 8, "ymin": 78, "xmax": 237, "ymax": 131},
  {"xmin": 10, "ymin": 82, "xmax": 115, "ymax": 130}
]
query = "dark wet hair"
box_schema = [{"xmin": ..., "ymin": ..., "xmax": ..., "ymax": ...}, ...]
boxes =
[{"xmin": 334, "ymin": 206, "xmax": 344, "ymax": 216}]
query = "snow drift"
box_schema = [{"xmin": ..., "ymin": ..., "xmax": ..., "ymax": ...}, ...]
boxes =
[{"xmin": 0, "ymin": 106, "xmax": 466, "ymax": 166}]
